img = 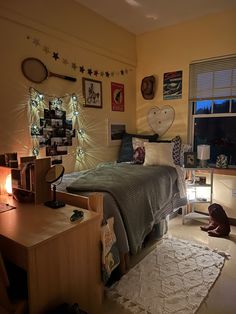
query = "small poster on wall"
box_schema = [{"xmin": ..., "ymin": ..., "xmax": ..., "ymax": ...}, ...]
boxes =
[
  {"xmin": 111, "ymin": 82, "xmax": 124, "ymax": 111},
  {"xmin": 163, "ymin": 70, "xmax": 183, "ymax": 100},
  {"xmin": 107, "ymin": 120, "xmax": 126, "ymax": 146}
]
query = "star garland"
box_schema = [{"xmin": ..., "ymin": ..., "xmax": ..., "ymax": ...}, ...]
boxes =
[{"xmin": 26, "ymin": 35, "xmax": 134, "ymax": 78}]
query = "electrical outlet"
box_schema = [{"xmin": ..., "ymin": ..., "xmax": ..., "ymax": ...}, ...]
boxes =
[{"xmin": 232, "ymin": 189, "xmax": 236, "ymax": 197}]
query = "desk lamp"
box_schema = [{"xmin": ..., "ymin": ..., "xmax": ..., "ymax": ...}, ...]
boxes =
[{"xmin": 197, "ymin": 145, "xmax": 210, "ymax": 168}]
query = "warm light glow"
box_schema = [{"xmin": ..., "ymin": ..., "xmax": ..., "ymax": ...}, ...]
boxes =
[
  {"xmin": 197, "ymin": 145, "xmax": 210, "ymax": 160},
  {"xmin": 72, "ymin": 93, "xmax": 77, "ymax": 102},
  {"xmin": 32, "ymin": 147, "xmax": 39, "ymax": 156},
  {"xmin": 78, "ymin": 128, "xmax": 85, "ymax": 138},
  {"xmin": 5, "ymin": 174, "xmax": 12, "ymax": 195},
  {"xmin": 187, "ymin": 186, "xmax": 211, "ymax": 202}
]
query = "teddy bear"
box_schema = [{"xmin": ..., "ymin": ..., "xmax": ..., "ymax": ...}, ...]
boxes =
[{"xmin": 200, "ymin": 203, "xmax": 230, "ymax": 237}]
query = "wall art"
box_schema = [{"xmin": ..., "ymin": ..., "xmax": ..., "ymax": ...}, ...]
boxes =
[
  {"xmin": 163, "ymin": 70, "xmax": 182, "ymax": 100},
  {"xmin": 147, "ymin": 105, "xmax": 175, "ymax": 136},
  {"xmin": 111, "ymin": 82, "xmax": 124, "ymax": 112},
  {"xmin": 83, "ymin": 78, "xmax": 102, "ymax": 108},
  {"xmin": 107, "ymin": 120, "xmax": 126, "ymax": 146}
]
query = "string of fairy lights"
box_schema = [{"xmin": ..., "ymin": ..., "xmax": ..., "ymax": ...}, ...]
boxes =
[{"xmin": 29, "ymin": 87, "xmax": 86, "ymax": 162}]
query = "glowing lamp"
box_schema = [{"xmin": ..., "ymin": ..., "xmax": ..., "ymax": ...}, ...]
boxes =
[
  {"xmin": 197, "ymin": 145, "xmax": 210, "ymax": 168},
  {"xmin": 5, "ymin": 174, "xmax": 12, "ymax": 195}
]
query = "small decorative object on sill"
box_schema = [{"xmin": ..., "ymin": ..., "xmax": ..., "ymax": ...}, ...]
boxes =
[
  {"xmin": 184, "ymin": 151, "xmax": 197, "ymax": 168},
  {"xmin": 216, "ymin": 154, "xmax": 228, "ymax": 168}
]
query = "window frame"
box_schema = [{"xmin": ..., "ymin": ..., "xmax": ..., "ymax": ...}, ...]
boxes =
[
  {"xmin": 189, "ymin": 98, "xmax": 236, "ymax": 165},
  {"xmin": 188, "ymin": 56, "xmax": 236, "ymax": 165}
]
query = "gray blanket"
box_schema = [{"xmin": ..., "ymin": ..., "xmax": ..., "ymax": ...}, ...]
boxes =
[{"xmin": 67, "ymin": 163, "xmax": 178, "ymax": 254}]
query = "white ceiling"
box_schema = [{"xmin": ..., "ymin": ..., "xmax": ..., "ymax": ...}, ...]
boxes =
[{"xmin": 75, "ymin": 0, "xmax": 236, "ymax": 34}]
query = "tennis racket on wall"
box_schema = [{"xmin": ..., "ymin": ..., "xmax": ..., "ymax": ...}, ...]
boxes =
[{"xmin": 21, "ymin": 57, "xmax": 77, "ymax": 83}]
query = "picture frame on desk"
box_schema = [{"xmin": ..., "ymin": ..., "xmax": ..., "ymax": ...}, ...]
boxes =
[{"xmin": 184, "ymin": 152, "xmax": 197, "ymax": 168}]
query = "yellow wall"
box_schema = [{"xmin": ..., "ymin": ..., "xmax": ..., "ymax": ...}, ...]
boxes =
[
  {"xmin": 0, "ymin": 0, "xmax": 137, "ymax": 172},
  {"xmin": 136, "ymin": 9, "xmax": 236, "ymax": 142},
  {"xmin": 136, "ymin": 9, "xmax": 236, "ymax": 218},
  {"xmin": 1, "ymin": 1, "xmax": 236, "ymax": 218}
]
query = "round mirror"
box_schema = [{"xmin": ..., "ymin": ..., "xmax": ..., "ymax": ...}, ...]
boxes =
[{"xmin": 45, "ymin": 164, "xmax": 64, "ymax": 184}]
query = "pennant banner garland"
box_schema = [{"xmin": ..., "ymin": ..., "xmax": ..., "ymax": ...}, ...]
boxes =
[{"xmin": 27, "ymin": 35, "xmax": 133, "ymax": 78}]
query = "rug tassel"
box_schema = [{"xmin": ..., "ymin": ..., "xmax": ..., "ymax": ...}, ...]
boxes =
[{"xmin": 212, "ymin": 249, "xmax": 231, "ymax": 259}]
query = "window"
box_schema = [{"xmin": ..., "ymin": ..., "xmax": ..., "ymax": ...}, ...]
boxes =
[{"xmin": 189, "ymin": 56, "xmax": 236, "ymax": 166}]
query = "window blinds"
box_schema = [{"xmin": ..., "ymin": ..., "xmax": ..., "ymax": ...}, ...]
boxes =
[{"xmin": 189, "ymin": 56, "xmax": 236, "ymax": 101}]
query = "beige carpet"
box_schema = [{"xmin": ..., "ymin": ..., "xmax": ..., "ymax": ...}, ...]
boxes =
[{"xmin": 107, "ymin": 236, "xmax": 227, "ymax": 314}]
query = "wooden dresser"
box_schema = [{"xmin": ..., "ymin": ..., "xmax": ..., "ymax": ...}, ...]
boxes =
[{"xmin": 0, "ymin": 195, "xmax": 102, "ymax": 314}]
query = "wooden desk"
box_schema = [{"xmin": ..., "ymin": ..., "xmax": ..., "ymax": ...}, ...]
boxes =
[{"xmin": 0, "ymin": 195, "xmax": 102, "ymax": 314}]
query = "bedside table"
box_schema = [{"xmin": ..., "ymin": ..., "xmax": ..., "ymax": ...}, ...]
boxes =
[{"xmin": 182, "ymin": 167, "xmax": 213, "ymax": 224}]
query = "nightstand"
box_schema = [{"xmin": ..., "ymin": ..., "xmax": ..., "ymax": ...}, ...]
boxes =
[{"xmin": 182, "ymin": 167, "xmax": 213, "ymax": 224}]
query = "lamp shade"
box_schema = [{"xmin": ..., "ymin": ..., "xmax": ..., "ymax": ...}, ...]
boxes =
[{"xmin": 197, "ymin": 145, "xmax": 210, "ymax": 160}]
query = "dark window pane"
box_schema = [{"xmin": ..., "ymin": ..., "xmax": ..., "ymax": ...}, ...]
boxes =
[
  {"xmin": 194, "ymin": 116, "xmax": 236, "ymax": 165},
  {"xmin": 232, "ymin": 99, "xmax": 236, "ymax": 113},
  {"xmin": 213, "ymin": 99, "xmax": 230, "ymax": 113},
  {"xmin": 195, "ymin": 100, "xmax": 212, "ymax": 114}
]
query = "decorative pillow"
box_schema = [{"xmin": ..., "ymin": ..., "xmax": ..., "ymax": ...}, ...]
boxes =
[
  {"xmin": 143, "ymin": 142, "xmax": 175, "ymax": 167},
  {"xmin": 132, "ymin": 137, "xmax": 149, "ymax": 164},
  {"xmin": 171, "ymin": 136, "xmax": 182, "ymax": 165},
  {"xmin": 101, "ymin": 217, "xmax": 120, "ymax": 283},
  {"xmin": 156, "ymin": 135, "xmax": 181, "ymax": 165},
  {"xmin": 117, "ymin": 132, "xmax": 159, "ymax": 163}
]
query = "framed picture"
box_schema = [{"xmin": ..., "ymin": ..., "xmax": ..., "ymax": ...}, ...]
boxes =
[
  {"xmin": 163, "ymin": 70, "xmax": 182, "ymax": 100},
  {"xmin": 111, "ymin": 82, "xmax": 124, "ymax": 111},
  {"xmin": 107, "ymin": 120, "xmax": 126, "ymax": 146},
  {"xmin": 82, "ymin": 78, "xmax": 102, "ymax": 108},
  {"xmin": 184, "ymin": 152, "xmax": 197, "ymax": 168}
]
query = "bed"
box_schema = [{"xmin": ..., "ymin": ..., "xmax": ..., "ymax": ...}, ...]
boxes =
[
  {"xmin": 56, "ymin": 161, "xmax": 187, "ymax": 271},
  {"xmin": 56, "ymin": 133, "xmax": 188, "ymax": 278}
]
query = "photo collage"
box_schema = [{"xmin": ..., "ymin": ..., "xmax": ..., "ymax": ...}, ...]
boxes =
[{"xmin": 31, "ymin": 102, "xmax": 75, "ymax": 164}]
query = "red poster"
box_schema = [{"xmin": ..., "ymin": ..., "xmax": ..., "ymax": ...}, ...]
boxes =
[{"xmin": 111, "ymin": 82, "xmax": 124, "ymax": 112}]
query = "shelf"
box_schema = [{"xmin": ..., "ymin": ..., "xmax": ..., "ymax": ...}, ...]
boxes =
[
  {"xmin": 188, "ymin": 167, "xmax": 236, "ymax": 176},
  {"xmin": 213, "ymin": 168, "xmax": 236, "ymax": 176},
  {"xmin": 188, "ymin": 199, "xmax": 211, "ymax": 204},
  {"xmin": 184, "ymin": 167, "xmax": 213, "ymax": 224},
  {"xmin": 184, "ymin": 212, "xmax": 209, "ymax": 220},
  {"xmin": 187, "ymin": 183, "xmax": 211, "ymax": 187}
]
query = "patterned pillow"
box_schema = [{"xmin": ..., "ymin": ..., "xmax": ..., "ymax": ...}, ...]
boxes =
[
  {"xmin": 132, "ymin": 137, "xmax": 149, "ymax": 164},
  {"xmin": 171, "ymin": 136, "xmax": 182, "ymax": 165},
  {"xmin": 117, "ymin": 132, "xmax": 159, "ymax": 163}
]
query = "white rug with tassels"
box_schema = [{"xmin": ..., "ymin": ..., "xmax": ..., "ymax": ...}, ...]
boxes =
[{"xmin": 107, "ymin": 237, "xmax": 228, "ymax": 314}]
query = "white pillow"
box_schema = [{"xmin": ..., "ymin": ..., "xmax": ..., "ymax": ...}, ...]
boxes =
[{"xmin": 143, "ymin": 142, "xmax": 175, "ymax": 167}]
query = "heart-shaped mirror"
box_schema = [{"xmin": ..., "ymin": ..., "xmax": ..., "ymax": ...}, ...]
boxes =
[{"xmin": 147, "ymin": 105, "xmax": 175, "ymax": 136}]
